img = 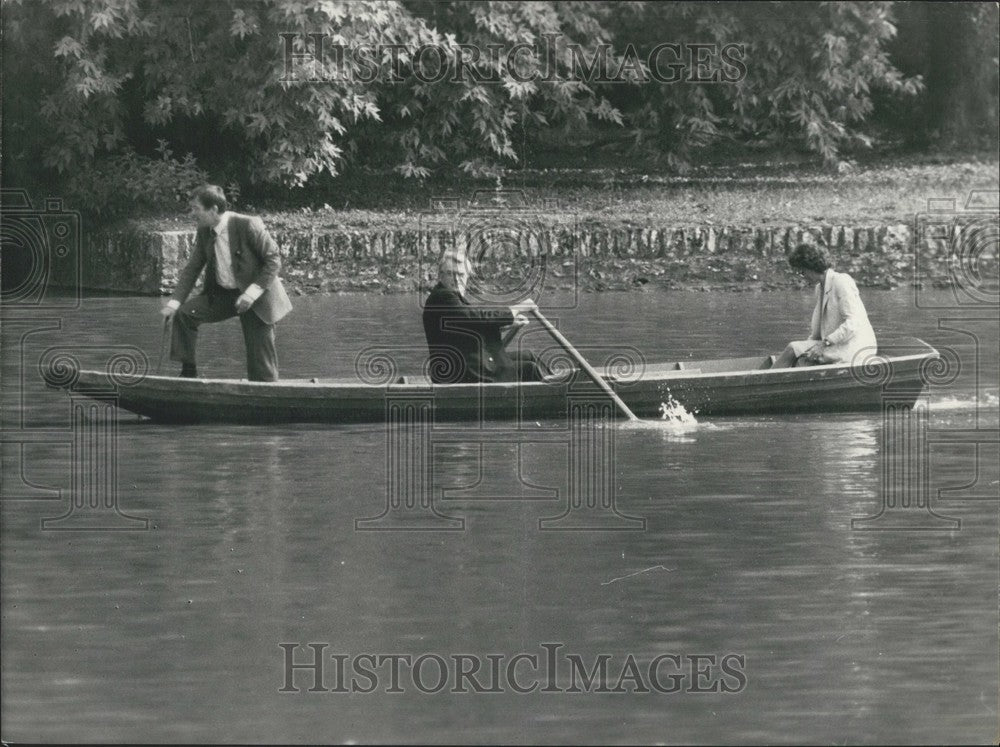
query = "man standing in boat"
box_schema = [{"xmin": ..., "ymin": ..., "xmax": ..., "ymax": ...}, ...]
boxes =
[{"xmin": 160, "ymin": 185, "xmax": 293, "ymax": 381}]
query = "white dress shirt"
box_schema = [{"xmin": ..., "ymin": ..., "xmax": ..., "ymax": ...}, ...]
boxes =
[{"xmin": 212, "ymin": 211, "xmax": 239, "ymax": 289}]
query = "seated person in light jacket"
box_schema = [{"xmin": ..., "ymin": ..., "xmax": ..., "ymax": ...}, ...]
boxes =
[
  {"xmin": 422, "ymin": 250, "xmax": 550, "ymax": 384},
  {"xmin": 773, "ymin": 244, "xmax": 877, "ymax": 368}
]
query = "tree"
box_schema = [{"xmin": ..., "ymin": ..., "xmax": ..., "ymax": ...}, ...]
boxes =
[
  {"xmin": 2, "ymin": 0, "xmax": 977, "ymax": 221},
  {"xmin": 1, "ymin": 0, "xmax": 623, "ymax": 207},
  {"xmin": 881, "ymin": 1, "xmax": 999, "ymax": 148},
  {"xmin": 598, "ymin": 1, "xmax": 923, "ymax": 168}
]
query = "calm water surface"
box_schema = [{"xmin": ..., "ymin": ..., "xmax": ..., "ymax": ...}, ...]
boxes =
[{"xmin": 2, "ymin": 289, "xmax": 997, "ymax": 743}]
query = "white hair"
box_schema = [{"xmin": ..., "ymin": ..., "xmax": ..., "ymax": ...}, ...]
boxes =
[{"xmin": 437, "ymin": 247, "xmax": 471, "ymax": 291}]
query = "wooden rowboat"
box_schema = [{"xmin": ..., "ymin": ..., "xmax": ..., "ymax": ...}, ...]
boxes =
[{"xmin": 45, "ymin": 338, "xmax": 941, "ymax": 424}]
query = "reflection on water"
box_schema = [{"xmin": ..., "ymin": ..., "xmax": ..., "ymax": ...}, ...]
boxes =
[{"xmin": 2, "ymin": 290, "xmax": 997, "ymax": 743}]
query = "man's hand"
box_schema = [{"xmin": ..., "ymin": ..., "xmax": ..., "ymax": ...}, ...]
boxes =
[
  {"xmin": 510, "ymin": 298, "xmax": 536, "ymax": 316},
  {"xmin": 160, "ymin": 301, "xmax": 179, "ymax": 321},
  {"xmin": 512, "ymin": 312, "xmax": 530, "ymax": 327},
  {"xmin": 804, "ymin": 341, "xmax": 828, "ymax": 362},
  {"xmin": 236, "ymin": 284, "xmax": 264, "ymax": 313},
  {"xmin": 235, "ymin": 293, "xmax": 254, "ymax": 314}
]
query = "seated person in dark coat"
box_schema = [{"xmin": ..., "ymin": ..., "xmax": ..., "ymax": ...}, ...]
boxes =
[{"xmin": 422, "ymin": 251, "xmax": 550, "ymax": 384}]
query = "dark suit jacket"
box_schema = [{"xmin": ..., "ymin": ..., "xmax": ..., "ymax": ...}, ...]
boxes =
[
  {"xmin": 171, "ymin": 213, "xmax": 293, "ymax": 324},
  {"xmin": 422, "ymin": 282, "xmax": 515, "ymax": 383}
]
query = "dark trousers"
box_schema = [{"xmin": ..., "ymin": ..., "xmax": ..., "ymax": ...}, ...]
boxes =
[
  {"xmin": 170, "ymin": 290, "xmax": 279, "ymax": 381},
  {"xmin": 500, "ymin": 350, "xmax": 551, "ymax": 383}
]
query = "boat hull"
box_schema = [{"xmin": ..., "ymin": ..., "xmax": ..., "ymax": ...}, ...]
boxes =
[{"xmin": 47, "ymin": 338, "xmax": 940, "ymax": 424}]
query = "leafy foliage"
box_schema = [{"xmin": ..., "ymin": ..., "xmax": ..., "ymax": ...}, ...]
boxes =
[
  {"xmin": 63, "ymin": 141, "xmax": 209, "ymax": 221},
  {"xmin": 1, "ymin": 0, "xmax": 989, "ymax": 220},
  {"xmin": 877, "ymin": 1, "xmax": 999, "ymax": 148},
  {"xmin": 600, "ymin": 1, "xmax": 923, "ymax": 169},
  {"xmin": 2, "ymin": 0, "xmax": 622, "ymax": 197}
]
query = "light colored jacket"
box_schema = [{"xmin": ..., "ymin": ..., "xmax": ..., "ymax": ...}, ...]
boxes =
[{"xmin": 809, "ymin": 269, "xmax": 877, "ymax": 363}]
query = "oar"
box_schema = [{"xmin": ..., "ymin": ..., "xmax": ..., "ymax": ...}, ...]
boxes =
[
  {"xmin": 156, "ymin": 315, "xmax": 171, "ymax": 374},
  {"xmin": 500, "ymin": 322, "xmax": 522, "ymax": 348},
  {"xmin": 528, "ymin": 306, "xmax": 639, "ymax": 422}
]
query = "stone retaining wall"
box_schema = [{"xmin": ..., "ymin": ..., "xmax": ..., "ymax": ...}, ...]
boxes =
[{"xmin": 78, "ymin": 219, "xmax": 996, "ymax": 295}]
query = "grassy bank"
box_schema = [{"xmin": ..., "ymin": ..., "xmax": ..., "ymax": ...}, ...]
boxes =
[
  {"xmin": 96, "ymin": 151, "xmax": 996, "ymax": 296},
  {"xmin": 139, "ymin": 153, "xmax": 999, "ymax": 234}
]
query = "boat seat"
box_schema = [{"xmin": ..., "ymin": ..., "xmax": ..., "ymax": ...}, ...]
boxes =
[{"xmin": 394, "ymin": 375, "xmax": 433, "ymax": 386}]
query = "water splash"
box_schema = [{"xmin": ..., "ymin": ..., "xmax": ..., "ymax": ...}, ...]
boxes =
[
  {"xmin": 659, "ymin": 395, "xmax": 698, "ymax": 425},
  {"xmin": 927, "ymin": 392, "xmax": 1000, "ymax": 412},
  {"xmin": 617, "ymin": 393, "xmax": 701, "ymax": 436}
]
